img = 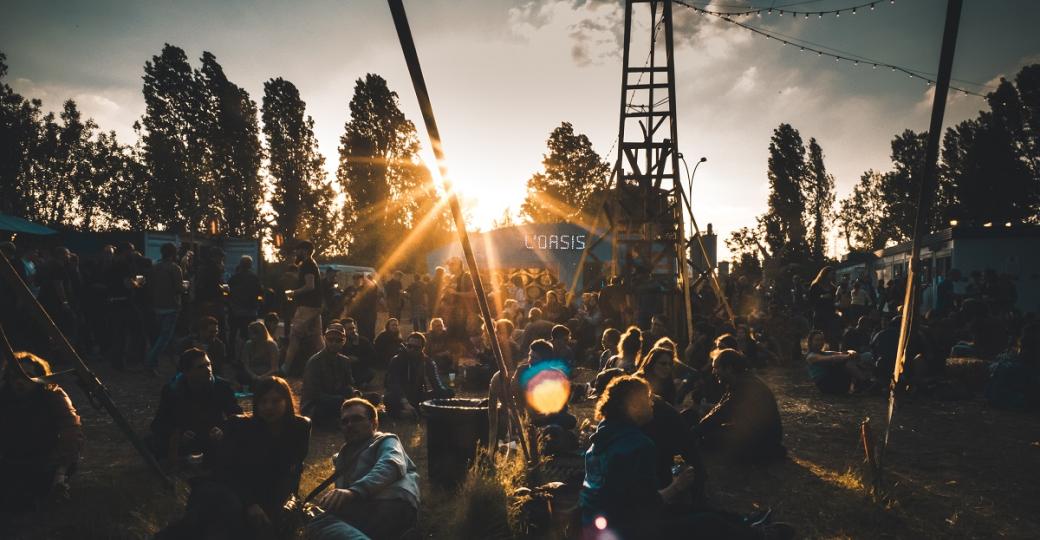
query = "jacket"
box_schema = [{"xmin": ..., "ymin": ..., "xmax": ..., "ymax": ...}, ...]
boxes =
[
  {"xmin": 385, "ymin": 350, "xmax": 449, "ymax": 405},
  {"xmin": 333, "ymin": 432, "xmax": 420, "ymax": 510},
  {"xmin": 580, "ymin": 419, "xmax": 661, "ymax": 532}
]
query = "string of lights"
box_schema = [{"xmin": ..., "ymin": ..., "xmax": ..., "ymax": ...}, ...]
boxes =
[
  {"xmin": 684, "ymin": 0, "xmax": 895, "ymax": 19},
  {"xmin": 674, "ymin": 0, "xmax": 989, "ymax": 98}
]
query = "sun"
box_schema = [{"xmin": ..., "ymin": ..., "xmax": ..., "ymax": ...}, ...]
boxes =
[{"xmin": 420, "ymin": 151, "xmax": 526, "ymax": 230}]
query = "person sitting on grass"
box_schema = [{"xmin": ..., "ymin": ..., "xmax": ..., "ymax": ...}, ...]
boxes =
[
  {"xmin": 237, "ymin": 320, "xmax": 280, "ymax": 389},
  {"xmin": 513, "ymin": 339, "xmax": 577, "ymax": 430},
  {"xmin": 604, "ymin": 326, "xmax": 643, "ymax": 374},
  {"xmin": 0, "ymin": 352, "xmax": 84, "ymax": 512},
  {"xmin": 178, "ymin": 316, "xmax": 229, "ymax": 380},
  {"xmin": 425, "ymin": 317, "xmax": 453, "ymax": 375},
  {"xmin": 373, "ymin": 318, "xmax": 403, "ymax": 371},
  {"xmin": 384, "ymin": 332, "xmax": 453, "ymax": 420},
  {"xmin": 598, "ymin": 328, "xmax": 622, "ymax": 371},
  {"xmin": 696, "ymin": 349, "xmax": 786, "ymax": 464},
  {"xmin": 158, "ymin": 376, "xmax": 311, "ymax": 540},
  {"xmin": 551, "ymin": 324, "xmax": 576, "ymax": 370},
  {"xmin": 302, "ymin": 323, "xmax": 358, "ymax": 425},
  {"xmin": 307, "ymin": 398, "xmax": 420, "ymax": 540},
  {"xmin": 148, "ymin": 348, "xmax": 242, "ymax": 466},
  {"xmin": 805, "ymin": 330, "xmax": 874, "ymax": 395},
  {"xmin": 341, "ymin": 318, "xmax": 376, "ymax": 388},
  {"xmin": 580, "ymin": 375, "xmax": 791, "ymax": 539},
  {"xmin": 627, "ymin": 352, "xmax": 706, "ymax": 501},
  {"xmin": 986, "ymin": 322, "xmax": 1039, "ymax": 411}
]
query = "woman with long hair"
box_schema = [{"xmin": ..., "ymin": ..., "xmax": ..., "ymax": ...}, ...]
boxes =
[
  {"xmin": 238, "ymin": 320, "xmax": 280, "ymax": 387},
  {"xmin": 160, "ymin": 376, "xmax": 311, "ymax": 540},
  {"xmin": 605, "ymin": 326, "xmax": 643, "ymax": 374},
  {"xmin": 636, "ymin": 346, "xmax": 677, "ymax": 405}
]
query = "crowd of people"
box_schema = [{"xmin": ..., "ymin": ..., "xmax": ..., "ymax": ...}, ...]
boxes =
[{"xmin": 2, "ymin": 235, "xmax": 1037, "ymax": 539}]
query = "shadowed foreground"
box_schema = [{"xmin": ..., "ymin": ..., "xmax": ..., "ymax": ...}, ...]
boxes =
[{"xmin": 3, "ymin": 363, "xmax": 1038, "ymax": 539}]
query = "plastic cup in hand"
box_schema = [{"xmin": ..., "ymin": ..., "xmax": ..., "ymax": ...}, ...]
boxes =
[{"xmin": 448, "ymin": 373, "xmax": 456, "ymax": 385}]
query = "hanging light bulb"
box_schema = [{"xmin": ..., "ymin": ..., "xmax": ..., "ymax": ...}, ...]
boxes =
[
  {"xmin": 818, "ymin": 51, "xmax": 823, "ymax": 57},
  {"xmin": 818, "ymin": 13, "xmax": 823, "ymax": 19},
  {"xmin": 872, "ymin": 64, "xmax": 877, "ymax": 69},
  {"xmin": 800, "ymin": 46, "xmax": 805, "ymax": 52},
  {"xmin": 852, "ymin": 7, "xmax": 857, "ymax": 15},
  {"xmin": 836, "ymin": 10, "xmax": 840, "ymax": 17},
  {"xmin": 779, "ymin": 10, "xmax": 784, "ymax": 17},
  {"xmin": 854, "ymin": 60, "xmax": 859, "ymax": 66},
  {"xmin": 871, "ymin": 3, "xmax": 876, "ymax": 10},
  {"xmin": 804, "ymin": 13, "xmax": 809, "ymax": 19}
]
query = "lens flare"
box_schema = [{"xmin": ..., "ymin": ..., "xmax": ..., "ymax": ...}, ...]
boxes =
[{"xmin": 520, "ymin": 360, "xmax": 571, "ymax": 415}]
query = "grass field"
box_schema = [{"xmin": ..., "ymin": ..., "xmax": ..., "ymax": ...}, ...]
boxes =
[{"xmin": 2, "ymin": 359, "xmax": 1038, "ymax": 539}]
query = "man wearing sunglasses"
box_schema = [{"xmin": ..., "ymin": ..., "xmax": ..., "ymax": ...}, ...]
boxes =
[
  {"xmin": 383, "ymin": 332, "xmax": 453, "ymax": 420},
  {"xmin": 309, "ymin": 398, "xmax": 419, "ymax": 540},
  {"xmin": 301, "ymin": 324, "xmax": 358, "ymax": 425}
]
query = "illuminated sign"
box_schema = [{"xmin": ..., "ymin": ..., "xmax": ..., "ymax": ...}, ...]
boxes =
[{"xmin": 524, "ymin": 234, "xmax": 586, "ymax": 250}]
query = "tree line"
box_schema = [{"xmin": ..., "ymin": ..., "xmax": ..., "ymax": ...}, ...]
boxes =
[
  {"xmin": 727, "ymin": 63, "xmax": 1040, "ymax": 273},
  {"xmin": 0, "ymin": 46, "xmax": 450, "ymax": 267}
]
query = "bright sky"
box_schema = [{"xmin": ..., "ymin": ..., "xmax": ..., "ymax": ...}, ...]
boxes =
[{"xmin": 3, "ymin": 1, "xmax": 1038, "ymax": 261}]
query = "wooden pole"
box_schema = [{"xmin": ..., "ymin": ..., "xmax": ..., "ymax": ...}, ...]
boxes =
[
  {"xmin": 387, "ymin": 0, "xmax": 530, "ymax": 460},
  {"xmin": 0, "ymin": 255, "xmax": 173, "ymax": 486},
  {"xmin": 884, "ymin": 0, "xmax": 963, "ymax": 451}
]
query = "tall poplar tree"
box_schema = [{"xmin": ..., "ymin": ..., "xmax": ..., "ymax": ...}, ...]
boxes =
[
  {"xmin": 764, "ymin": 123, "xmax": 809, "ymax": 263},
  {"xmin": 197, "ymin": 52, "xmax": 263, "ymax": 237},
  {"xmin": 804, "ymin": 138, "xmax": 835, "ymax": 261},
  {"xmin": 140, "ymin": 44, "xmax": 205, "ymax": 232},
  {"xmin": 337, "ymin": 74, "xmax": 424, "ymax": 264},
  {"xmin": 262, "ymin": 77, "xmax": 340, "ymax": 257}
]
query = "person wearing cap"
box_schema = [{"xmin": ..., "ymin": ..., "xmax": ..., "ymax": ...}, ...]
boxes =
[
  {"xmin": 284, "ymin": 241, "xmax": 324, "ymax": 376},
  {"xmin": 301, "ymin": 323, "xmax": 358, "ymax": 424}
]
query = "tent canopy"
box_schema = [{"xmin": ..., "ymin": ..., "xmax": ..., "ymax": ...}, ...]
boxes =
[{"xmin": 0, "ymin": 213, "xmax": 57, "ymax": 236}]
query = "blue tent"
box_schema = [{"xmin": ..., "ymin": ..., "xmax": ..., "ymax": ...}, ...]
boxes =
[
  {"xmin": 0, "ymin": 213, "xmax": 57, "ymax": 236},
  {"xmin": 426, "ymin": 222, "xmax": 612, "ymax": 291}
]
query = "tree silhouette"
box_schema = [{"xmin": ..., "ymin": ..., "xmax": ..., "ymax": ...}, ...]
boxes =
[
  {"xmin": 197, "ymin": 52, "xmax": 263, "ymax": 237},
  {"xmin": 764, "ymin": 123, "xmax": 809, "ymax": 264},
  {"xmin": 337, "ymin": 74, "xmax": 425, "ymax": 265},
  {"xmin": 140, "ymin": 44, "xmax": 206, "ymax": 232},
  {"xmin": 836, "ymin": 170, "xmax": 889, "ymax": 251},
  {"xmin": 262, "ymin": 77, "xmax": 341, "ymax": 257},
  {"xmin": 521, "ymin": 122, "xmax": 609, "ymax": 223},
  {"xmin": 804, "ymin": 138, "xmax": 835, "ymax": 261}
]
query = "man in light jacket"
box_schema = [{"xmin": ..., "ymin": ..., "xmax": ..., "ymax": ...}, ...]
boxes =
[{"xmin": 310, "ymin": 398, "xmax": 420, "ymax": 540}]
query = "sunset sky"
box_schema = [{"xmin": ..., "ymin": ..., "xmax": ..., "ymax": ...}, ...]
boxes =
[{"xmin": 3, "ymin": 0, "xmax": 1038, "ymax": 261}]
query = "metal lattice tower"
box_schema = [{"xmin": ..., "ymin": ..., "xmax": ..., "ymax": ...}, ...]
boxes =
[{"xmin": 607, "ymin": 0, "xmax": 693, "ymax": 335}]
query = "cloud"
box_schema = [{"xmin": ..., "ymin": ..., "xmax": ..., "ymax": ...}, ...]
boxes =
[
  {"xmin": 508, "ymin": 1, "xmax": 623, "ymax": 66},
  {"xmin": 731, "ymin": 65, "xmax": 757, "ymax": 93},
  {"xmin": 8, "ymin": 77, "xmax": 142, "ymax": 141}
]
